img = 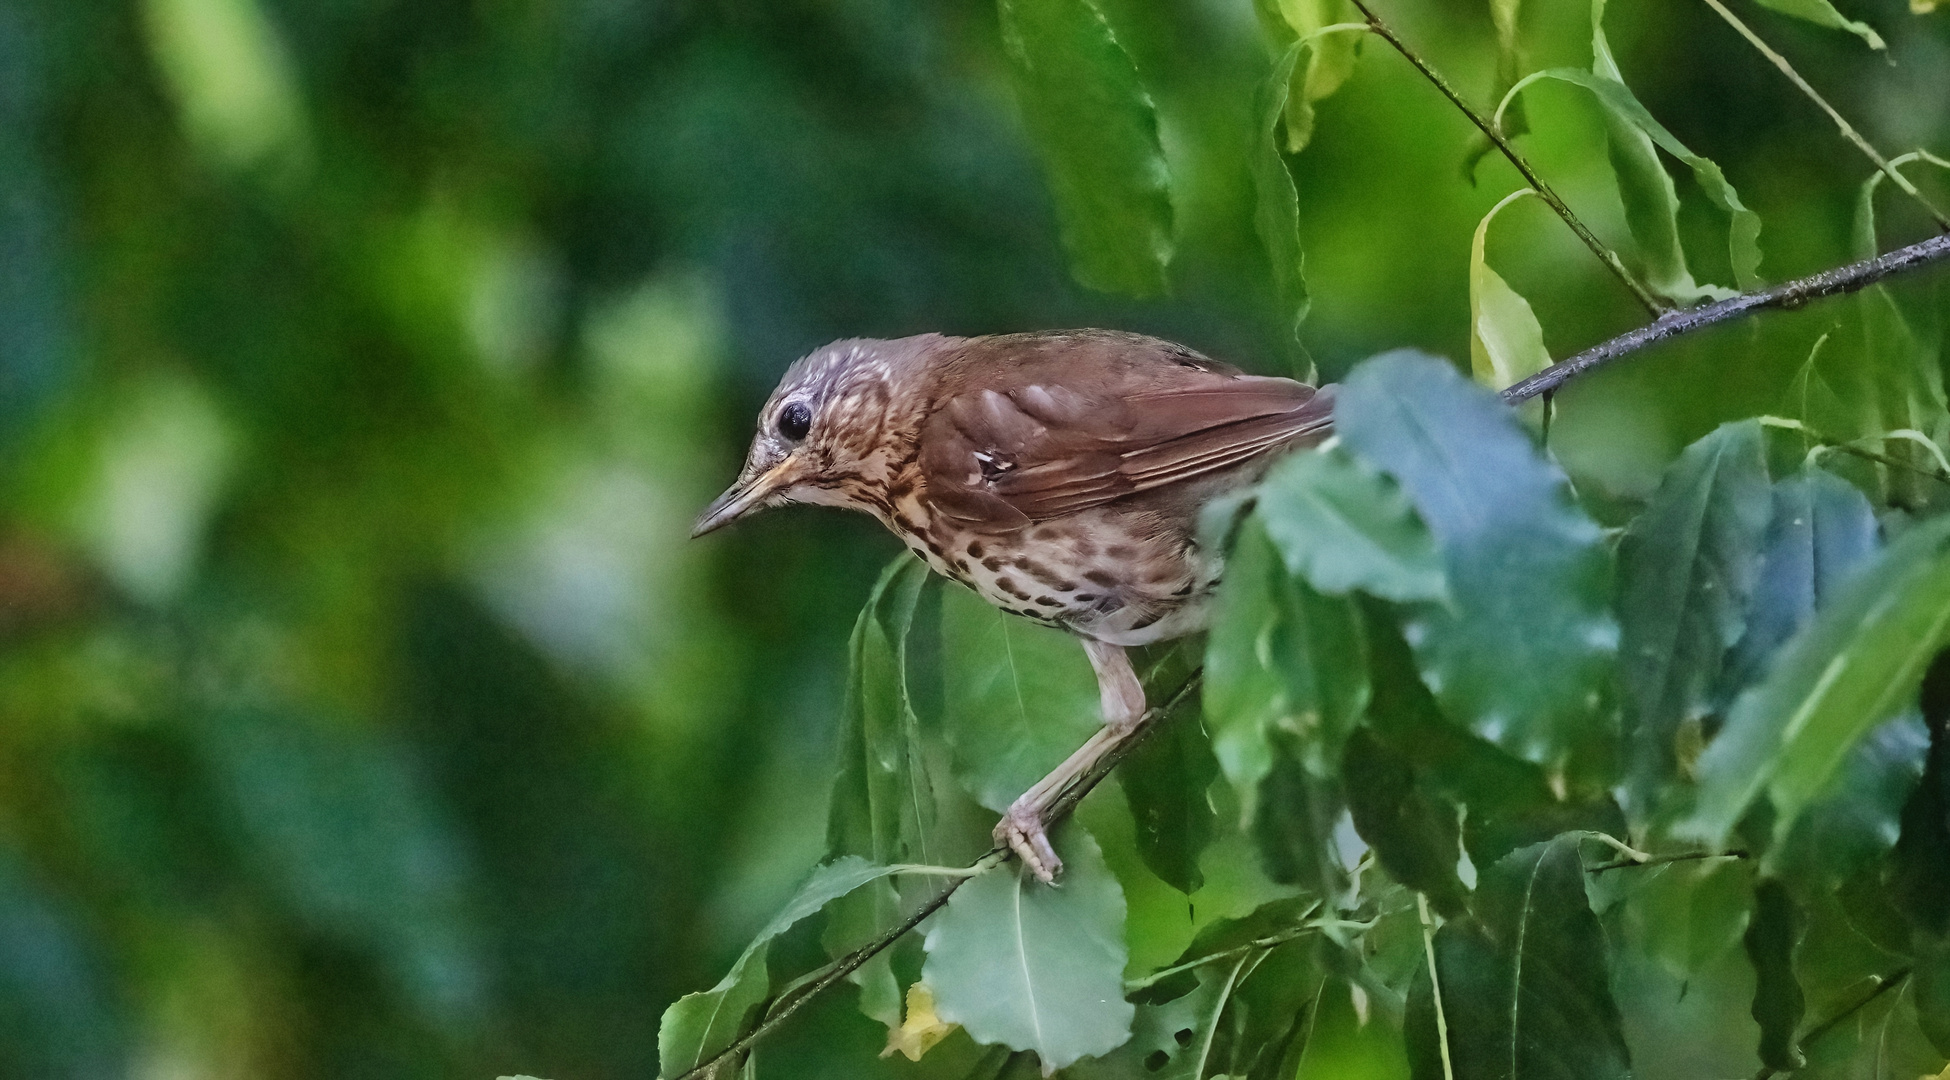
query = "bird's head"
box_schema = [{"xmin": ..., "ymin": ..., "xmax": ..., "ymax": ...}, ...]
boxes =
[{"xmin": 692, "ymin": 334, "xmax": 950, "ymax": 537}]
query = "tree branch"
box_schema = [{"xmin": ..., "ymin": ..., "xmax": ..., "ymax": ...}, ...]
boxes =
[
  {"xmin": 668, "ymin": 669, "xmax": 1205, "ymax": 1080},
  {"xmin": 1346, "ymin": 0, "xmax": 1665, "ymax": 316},
  {"xmin": 1503, "ymin": 231, "xmax": 1950, "ymax": 404}
]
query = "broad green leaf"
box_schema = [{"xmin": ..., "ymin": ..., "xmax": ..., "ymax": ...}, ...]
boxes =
[
  {"xmin": 1206, "ymin": 517, "xmax": 1369, "ymax": 820},
  {"xmin": 1341, "ymin": 727, "xmax": 1467, "ymax": 915},
  {"xmin": 938, "ymin": 579, "xmax": 1100, "ymax": 814},
  {"xmin": 1747, "ymin": 0, "xmax": 1885, "ymax": 50},
  {"xmin": 1253, "ymin": 43, "xmax": 1310, "ymax": 344},
  {"xmin": 1336, "ymin": 351, "xmax": 1617, "ymax": 770},
  {"xmin": 1742, "ymin": 877, "xmax": 1806, "ymax": 1071},
  {"xmin": 1616, "ymin": 420, "xmax": 1772, "ymax": 814},
  {"xmin": 1405, "ymin": 835, "xmax": 1631, "ymax": 1080},
  {"xmin": 1891, "ymin": 651, "xmax": 1950, "ymax": 936},
  {"xmin": 1256, "ymin": 447, "xmax": 1446, "ymax": 603},
  {"xmin": 1767, "ymin": 713, "xmax": 1926, "ymax": 886},
  {"xmin": 1507, "ymin": 60, "xmax": 1762, "ymax": 290},
  {"xmin": 1687, "ymin": 515, "xmax": 1950, "ymax": 846},
  {"xmin": 998, "ymin": 0, "xmax": 1172, "ymax": 297},
  {"xmin": 1468, "ymin": 189, "xmax": 1552, "ymax": 394},
  {"xmin": 1717, "ymin": 466, "xmax": 1880, "ymax": 701},
  {"xmin": 658, "ymin": 856, "xmax": 906, "ymax": 1077},
  {"xmin": 1117, "ymin": 692, "xmax": 1218, "ymax": 894},
  {"xmin": 1621, "ymin": 858, "xmax": 1754, "ymax": 978},
  {"xmin": 922, "ymin": 823, "xmax": 1133, "ymax": 1072},
  {"xmin": 1589, "ymin": 0, "xmax": 1735, "ymax": 304}
]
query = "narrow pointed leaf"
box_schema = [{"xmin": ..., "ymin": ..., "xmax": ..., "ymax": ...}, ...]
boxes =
[
  {"xmin": 1688, "ymin": 515, "xmax": 1950, "ymax": 846},
  {"xmin": 1747, "ymin": 0, "xmax": 1885, "ymax": 50},
  {"xmin": 1469, "ymin": 189, "xmax": 1553, "ymax": 393},
  {"xmin": 1891, "ymin": 650, "xmax": 1950, "ymax": 936},
  {"xmin": 1253, "ymin": 43, "xmax": 1311, "ymax": 342},
  {"xmin": 1335, "ymin": 351, "xmax": 1617, "ymax": 770},
  {"xmin": 828, "ymin": 556, "xmax": 937, "ymax": 862},
  {"xmin": 1271, "ymin": 0, "xmax": 1363, "ymax": 153},
  {"xmin": 1406, "ymin": 834, "xmax": 1631, "ymax": 1080},
  {"xmin": 1256, "ymin": 446, "xmax": 1446, "ymax": 603},
  {"xmin": 1616, "ymin": 420, "xmax": 1772, "ymax": 812},
  {"xmin": 922, "ymin": 824, "xmax": 1133, "ymax": 1071},
  {"xmin": 658, "ymin": 857, "xmax": 906, "ymax": 1077},
  {"xmin": 999, "ymin": 0, "xmax": 1172, "ymax": 296}
]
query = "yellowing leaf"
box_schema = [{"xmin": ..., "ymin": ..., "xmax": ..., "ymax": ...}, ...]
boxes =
[
  {"xmin": 882, "ymin": 982, "xmax": 958, "ymax": 1062},
  {"xmin": 1468, "ymin": 188, "xmax": 1552, "ymax": 393}
]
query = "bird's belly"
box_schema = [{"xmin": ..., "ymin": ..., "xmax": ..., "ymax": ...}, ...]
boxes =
[{"xmin": 916, "ymin": 508, "xmax": 1220, "ymax": 647}]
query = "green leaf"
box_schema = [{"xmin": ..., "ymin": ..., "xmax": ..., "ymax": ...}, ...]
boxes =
[
  {"xmin": 938, "ymin": 579, "xmax": 1101, "ymax": 814},
  {"xmin": 922, "ymin": 823, "xmax": 1133, "ymax": 1072},
  {"xmin": 1717, "ymin": 466, "xmax": 1880, "ymax": 702},
  {"xmin": 657, "ymin": 857, "xmax": 906, "ymax": 1077},
  {"xmin": 1268, "ymin": 0, "xmax": 1364, "ymax": 154},
  {"xmin": 1742, "ymin": 877, "xmax": 1806, "ymax": 1071},
  {"xmin": 1687, "ymin": 516, "xmax": 1950, "ymax": 847},
  {"xmin": 1070, "ymin": 952, "xmax": 1253, "ymax": 1080},
  {"xmin": 1341, "ymin": 727, "xmax": 1467, "ymax": 915},
  {"xmin": 1468, "ymin": 189, "xmax": 1552, "ymax": 394},
  {"xmin": 1336, "ymin": 351, "xmax": 1617, "ymax": 770},
  {"xmin": 1117, "ymin": 693, "xmax": 1218, "ymax": 894},
  {"xmin": 998, "ymin": 0, "xmax": 1172, "ymax": 297},
  {"xmin": 1891, "ymin": 651, "xmax": 1950, "ymax": 936},
  {"xmin": 1406, "ymin": 834, "xmax": 1631, "ymax": 1080},
  {"xmin": 1510, "ymin": 57, "xmax": 1762, "ymax": 290},
  {"xmin": 1254, "ymin": 738, "xmax": 1352, "ymax": 902},
  {"xmin": 1746, "ymin": 0, "xmax": 1885, "ymax": 50},
  {"xmin": 1206, "ymin": 517, "xmax": 1369, "ymax": 821},
  {"xmin": 1253, "ymin": 43, "xmax": 1311, "ymax": 344},
  {"xmin": 1586, "ymin": 0, "xmax": 1735, "ymax": 304},
  {"xmin": 828, "ymin": 556, "xmax": 938, "ymax": 862},
  {"xmin": 1616, "ymin": 420, "xmax": 1772, "ymax": 813},
  {"xmin": 1256, "ymin": 447, "xmax": 1446, "ymax": 604}
]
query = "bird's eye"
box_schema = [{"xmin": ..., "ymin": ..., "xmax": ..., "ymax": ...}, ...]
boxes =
[{"xmin": 777, "ymin": 402, "xmax": 812, "ymax": 441}]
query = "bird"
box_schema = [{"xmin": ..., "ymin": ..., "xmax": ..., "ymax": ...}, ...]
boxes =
[{"xmin": 692, "ymin": 329, "xmax": 1336, "ymax": 881}]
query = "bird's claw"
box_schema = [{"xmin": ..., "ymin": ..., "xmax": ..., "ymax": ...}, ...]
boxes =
[{"xmin": 995, "ymin": 805, "xmax": 1062, "ymax": 883}]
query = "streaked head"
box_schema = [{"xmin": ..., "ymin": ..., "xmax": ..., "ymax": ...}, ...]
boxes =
[{"xmin": 692, "ymin": 334, "xmax": 950, "ymax": 537}]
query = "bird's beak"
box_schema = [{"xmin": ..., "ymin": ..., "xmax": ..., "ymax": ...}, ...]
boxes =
[{"xmin": 691, "ymin": 459, "xmax": 796, "ymax": 538}]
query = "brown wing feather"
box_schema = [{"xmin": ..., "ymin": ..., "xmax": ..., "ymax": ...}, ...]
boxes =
[{"xmin": 917, "ymin": 331, "xmax": 1334, "ymax": 527}]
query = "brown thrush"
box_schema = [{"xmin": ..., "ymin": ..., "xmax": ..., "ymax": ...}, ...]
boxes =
[{"xmin": 693, "ymin": 329, "xmax": 1335, "ymax": 881}]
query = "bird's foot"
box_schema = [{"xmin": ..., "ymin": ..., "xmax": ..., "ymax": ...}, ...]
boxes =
[{"xmin": 995, "ymin": 803, "xmax": 1062, "ymax": 883}]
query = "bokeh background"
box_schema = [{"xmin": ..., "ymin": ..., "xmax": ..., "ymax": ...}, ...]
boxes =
[{"xmin": 1, "ymin": 0, "xmax": 1946, "ymax": 1076}]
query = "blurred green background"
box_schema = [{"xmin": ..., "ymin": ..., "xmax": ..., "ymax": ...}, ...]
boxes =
[{"xmin": 0, "ymin": 0, "xmax": 1946, "ymax": 1075}]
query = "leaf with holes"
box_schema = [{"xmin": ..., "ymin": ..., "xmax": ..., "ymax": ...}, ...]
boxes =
[{"xmin": 922, "ymin": 823, "xmax": 1133, "ymax": 1071}]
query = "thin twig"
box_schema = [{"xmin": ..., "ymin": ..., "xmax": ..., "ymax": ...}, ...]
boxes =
[
  {"xmin": 1346, "ymin": 0, "xmax": 1665, "ymax": 316},
  {"xmin": 1751, "ymin": 968, "xmax": 1913, "ymax": 1080},
  {"xmin": 1585, "ymin": 849, "xmax": 1749, "ymax": 873},
  {"xmin": 1697, "ymin": 0, "xmax": 1950, "ymax": 233},
  {"xmin": 668, "ymin": 668, "xmax": 1205, "ymax": 1080},
  {"xmin": 1503, "ymin": 231, "xmax": 1950, "ymax": 403}
]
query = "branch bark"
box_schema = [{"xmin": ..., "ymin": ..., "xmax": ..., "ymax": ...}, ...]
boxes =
[{"xmin": 1503, "ymin": 231, "xmax": 1950, "ymax": 404}]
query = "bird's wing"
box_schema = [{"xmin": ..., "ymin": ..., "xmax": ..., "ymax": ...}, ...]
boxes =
[{"xmin": 917, "ymin": 332, "xmax": 1335, "ymax": 527}]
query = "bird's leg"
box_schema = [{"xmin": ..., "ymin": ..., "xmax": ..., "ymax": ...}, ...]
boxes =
[{"xmin": 995, "ymin": 638, "xmax": 1147, "ymax": 882}]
